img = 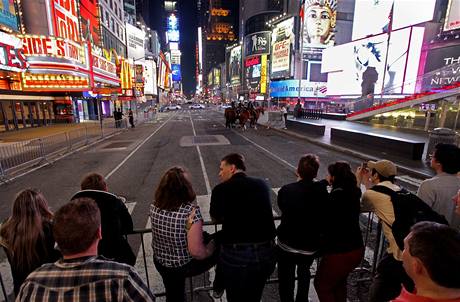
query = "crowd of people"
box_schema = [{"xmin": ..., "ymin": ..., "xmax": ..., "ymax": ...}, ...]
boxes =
[{"xmin": 0, "ymin": 143, "xmax": 459, "ymax": 302}]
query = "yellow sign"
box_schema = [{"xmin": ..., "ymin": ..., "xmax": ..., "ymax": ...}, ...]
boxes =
[{"xmin": 260, "ymin": 55, "xmax": 267, "ymax": 94}]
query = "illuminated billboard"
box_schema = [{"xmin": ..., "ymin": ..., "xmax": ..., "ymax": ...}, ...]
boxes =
[
  {"xmin": 172, "ymin": 64, "xmax": 181, "ymax": 82},
  {"xmin": 270, "ymin": 80, "xmax": 327, "ymax": 98},
  {"xmin": 322, "ymin": 27, "xmax": 425, "ymax": 96},
  {"xmin": 244, "ymin": 31, "xmax": 270, "ymax": 57},
  {"xmin": 302, "ymin": 0, "xmax": 337, "ymax": 60},
  {"xmin": 79, "ymin": 0, "xmax": 101, "ymax": 46},
  {"xmin": 271, "ymin": 17, "xmax": 294, "ymax": 79},
  {"xmin": 0, "ymin": 0, "xmax": 19, "ymax": 31},
  {"xmin": 126, "ymin": 23, "xmax": 145, "ymax": 60},
  {"xmin": 422, "ymin": 44, "xmax": 460, "ymax": 90},
  {"xmin": 144, "ymin": 60, "xmax": 157, "ymax": 95},
  {"xmin": 444, "ymin": 0, "xmax": 460, "ymax": 31},
  {"xmin": 352, "ymin": 0, "xmax": 435, "ymax": 40},
  {"xmin": 167, "ymin": 14, "xmax": 179, "ymax": 42},
  {"xmin": 48, "ymin": 0, "xmax": 81, "ymax": 42},
  {"xmin": 229, "ymin": 45, "xmax": 241, "ymax": 86}
]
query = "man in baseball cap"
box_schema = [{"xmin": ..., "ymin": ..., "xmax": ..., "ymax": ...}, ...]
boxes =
[
  {"xmin": 357, "ymin": 159, "xmax": 414, "ymax": 302},
  {"xmin": 367, "ymin": 160, "xmax": 397, "ymax": 179}
]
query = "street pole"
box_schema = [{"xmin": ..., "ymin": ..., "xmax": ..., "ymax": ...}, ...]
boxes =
[{"xmin": 298, "ymin": 14, "xmax": 305, "ymax": 110}]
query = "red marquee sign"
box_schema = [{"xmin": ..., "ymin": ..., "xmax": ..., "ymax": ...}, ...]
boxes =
[{"xmin": 49, "ymin": 0, "xmax": 81, "ymax": 42}]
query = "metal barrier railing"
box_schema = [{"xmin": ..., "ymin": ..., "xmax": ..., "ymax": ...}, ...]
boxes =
[
  {"xmin": 0, "ymin": 113, "xmax": 160, "ymax": 182},
  {"xmin": 131, "ymin": 212, "xmax": 382, "ymax": 301}
]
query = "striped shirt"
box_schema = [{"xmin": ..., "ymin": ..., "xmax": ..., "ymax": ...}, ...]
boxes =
[{"xmin": 16, "ymin": 256, "xmax": 155, "ymax": 302}]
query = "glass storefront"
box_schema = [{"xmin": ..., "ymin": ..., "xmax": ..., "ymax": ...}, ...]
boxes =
[{"xmin": 0, "ymin": 100, "xmax": 55, "ymax": 132}]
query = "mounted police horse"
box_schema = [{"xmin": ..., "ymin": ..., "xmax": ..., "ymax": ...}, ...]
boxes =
[
  {"xmin": 224, "ymin": 108, "xmax": 237, "ymax": 128},
  {"xmin": 238, "ymin": 107, "xmax": 265, "ymax": 130}
]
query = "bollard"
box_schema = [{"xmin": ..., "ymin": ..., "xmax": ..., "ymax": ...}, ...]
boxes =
[{"xmin": 85, "ymin": 124, "xmax": 89, "ymax": 145}]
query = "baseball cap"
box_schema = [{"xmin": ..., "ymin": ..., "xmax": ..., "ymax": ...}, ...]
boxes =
[{"xmin": 368, "ymin": 160, "xmax": 397, "ymax": 178}]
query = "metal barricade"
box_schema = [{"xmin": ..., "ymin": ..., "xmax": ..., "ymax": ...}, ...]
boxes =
[{"xmin": 130, "ymin": 213, "xmax": 383, "ymax": 301}]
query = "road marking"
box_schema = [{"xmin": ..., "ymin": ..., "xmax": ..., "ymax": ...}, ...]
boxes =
[
  {"xmin": 189, "ymin": 113, "xmax": 212, "ymax": 195},
  {"xmin": 105, "ymin": 113, "xmax": 176, "ymax": 180}
]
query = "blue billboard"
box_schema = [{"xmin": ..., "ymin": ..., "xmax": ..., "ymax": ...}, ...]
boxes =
[
  {"xmin": 172, "ymin": 64, "xmax": 181, "ymax": 82},
  {"xmin": 0, "ymin": 0, "xmax": 19, "ymax": 31},
  {"xmin": 270, "ymin": 80, "xmax": 328, "ymax": 98}
]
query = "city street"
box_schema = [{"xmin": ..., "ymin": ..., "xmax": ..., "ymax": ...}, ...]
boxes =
[{"xmin": 0, "ymin": 108, "xmax": 426, "ymax": 301}]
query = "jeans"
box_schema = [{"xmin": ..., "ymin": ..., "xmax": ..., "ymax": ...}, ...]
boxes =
[
  {"xmin": 154, "ymin": 254, "xmax": 218, "ymax": 302},
  {"xmin": 277, "ymin": 246, "xmax": 315, "ymax": 302},
  {"xmin": 368, "ymin": 252, "xmax": 414, "ymax": 302},
  {"xmin": 219, "ymin": 241, "xmax": 276, "ymax": 302},
  {"xmin": 314, "ymin": 247, "xmax": 364, "ymax": 302}
]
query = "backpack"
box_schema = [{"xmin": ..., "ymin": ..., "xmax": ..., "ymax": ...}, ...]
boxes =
[{"xmin": 370, "ymin": 185, "xmax": 449, "ymax": 250}]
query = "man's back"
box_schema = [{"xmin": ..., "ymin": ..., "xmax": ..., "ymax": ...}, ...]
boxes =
[
  {"xmin": 417, "ymin": 173, "xmax": 460, "ymax": 228},
  {"xmin": 16, "ymin": 256, "xmax": 155, "ymax": 301},
  {"xmin": 210, "ymin": 172, "xmax": 275, "ymax": 244}
]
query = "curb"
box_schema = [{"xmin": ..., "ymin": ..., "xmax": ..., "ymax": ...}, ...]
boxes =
[{"xmin": 266, "ymin": 126, "xmax": 433, "ymax": 180}]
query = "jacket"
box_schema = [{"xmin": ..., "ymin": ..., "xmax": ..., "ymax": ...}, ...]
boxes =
[{"xmin": 71, "ymin": 190, "xmax": 135, "ymax": 265}]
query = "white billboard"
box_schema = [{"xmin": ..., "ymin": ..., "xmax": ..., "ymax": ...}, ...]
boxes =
[
  {"xmin": 126, "ymin": 23, "xmax": 145, "ymax": 60},
  {"xmin": 444, "ymin": 0, "xmax": 460, "ymax": 31},
  {"xmin": 322, "ymin": 27, "xmax": 424, "ymax": 96},
  {"xmin": 271, "ymin": 17, "xmax": 294, "ymax": 79},
  {"xmin": 352, "ymin": 0, "xmax": 435, "ymax": 40},
  {"xmin": 144, "ymin": 60, "xmax": 157, "ymax": 95}
]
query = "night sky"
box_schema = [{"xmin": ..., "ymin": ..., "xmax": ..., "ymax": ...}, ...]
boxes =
[{"xmin": 148, "ymin": 0, "xmax": 198, "ymax": 97}]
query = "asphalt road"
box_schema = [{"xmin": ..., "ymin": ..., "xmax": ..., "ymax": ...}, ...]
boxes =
[{"xmin": 0, "ymin": 108, "xmax": 425, "ymax": 301}]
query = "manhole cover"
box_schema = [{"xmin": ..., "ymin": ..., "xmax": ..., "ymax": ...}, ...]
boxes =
[
  {"xmin": 180, "ymin": 135, "xmax": 230, "ymax": 147},
  {"xmin": 103, "ymin": 141, "xmax": 132, "ymax": 149}
]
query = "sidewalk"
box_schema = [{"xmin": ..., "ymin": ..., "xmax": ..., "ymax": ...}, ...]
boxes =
[
  {"xmin": 0, "ymin": 121, "xmax": 100, "ymax": 143},
  {"xmin": 272, "ymin": 116, "xmax": 434, "ymax": 178}
]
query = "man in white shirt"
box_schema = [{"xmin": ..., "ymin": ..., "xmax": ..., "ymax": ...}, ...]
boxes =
[{"xmin": 357, "ymin": 159, "xmax": 414, "ymax": 302}]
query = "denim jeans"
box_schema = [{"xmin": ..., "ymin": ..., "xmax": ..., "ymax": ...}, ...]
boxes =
[
  {"xmin": 219, "ymin": 241, "xmax": 276, "ymax": 302},
  {"xmin": 277, "ymin": 246, "xmax": 315, "ymax": 302},
  {"xmin": 369, "ymin": 252, "xmax": 414, "ymax": 302},
  {"xmin": 154, "ymin": 254, "xmax": 218, "ymax": 302}
]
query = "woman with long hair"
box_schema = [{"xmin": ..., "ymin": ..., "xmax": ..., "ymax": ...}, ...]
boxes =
[
  {"xmin": 0, "ymin": 189, "xmax": 60, "ymax": 295},
  {"xmin": 150, "ymin": 166, "xmax": 217, "ymax": 302},
  {"xmin": 314, "ymin": 162, "xmax": 364, "ymax": 302}
]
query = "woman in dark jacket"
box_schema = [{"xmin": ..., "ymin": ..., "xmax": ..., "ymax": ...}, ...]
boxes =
[
  {"xmin": 314, "ymin": 162, "xmax": 364, "ymax": 302},
  {"xmin": 277, "ymin": 154, "xmax": 329, "ymax": 302},
  {"xmin": 0, "ymin": 189, "xmax": 60, "ymax": 295}
]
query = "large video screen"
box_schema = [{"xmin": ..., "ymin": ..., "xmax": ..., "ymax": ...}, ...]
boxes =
[
  {"xmin": 352, "ymin": 0, "xmax": 435, "ymax": 40},
  {"xmin": 322, "ymin": 27, "xmax": 424, "ymax": 96}
]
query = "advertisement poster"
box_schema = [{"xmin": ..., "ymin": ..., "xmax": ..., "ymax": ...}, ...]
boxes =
[
  {"xmin": 79, "ymin": 0, "xmax": 101, "ymax": 46},
  {"xmin": 271, "ymin": 17, "xmax": 294, "ymax": 79},
  {"xmin": 302, "ymin": 0, "xmax": 336, "ymax": 60},
  {"xmin": 143, "ymin": 60, "xmax": 157, "ymax": 95},
  {"xmin": 244, "ymin": 31, "xmax": 270, "ymax": 57},
  {"xmin": 213, "ymin": 68, "xmax": 220, "ymax": 86},
  {"xmin": 172, "ymin": 64, "xmax": 181, "ymax": 82},
  {"xmin": 0, "ymin": 0, "xmax": 18, "ymax": 31},
  {"xmin": 245, "ymin": 56, "xmax": 261, "ymax": 91},
  {"xmin": 444, "ymin": 0, "xmax": 460, "ymax": 31},
  {"xmin": 48, "ymin": 0, "xmax": 81, "ymax": 42},
  {"xmin": 126, "ymin": 23, "xmax": 145, "ymax": 60},
  {"xmin": 322, "ymin": 27, "xmax": 424, "ymax": 96},
  {"xmin": 270, "ymin": 80, "xmax": 327, "ymax": 98},
  {"xmin": 352, "ymin": 0, "xmax": 435, "ymax": 40},
  {"xmin": 422, "ymin": 44, "xmax": 460, "ymax": 90},
  {"xmin": 167, "ymin": 14, "xmax": 179, "ymax": 42},
  {"xmin": 229, "ymin": 45, "xmax": 241, "ymax": 86}
]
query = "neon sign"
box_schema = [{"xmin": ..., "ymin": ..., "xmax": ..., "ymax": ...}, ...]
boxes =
[
  {"xmin": 49, "ymin": 0, "xmax": 81, "ymax": 42},
  {"xmin": 21, "ymin": 35, "xmax": 85, "ymax": 64}
]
